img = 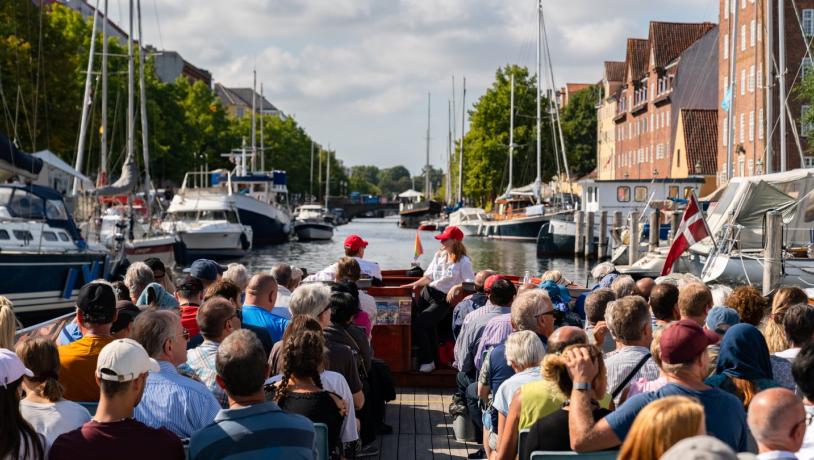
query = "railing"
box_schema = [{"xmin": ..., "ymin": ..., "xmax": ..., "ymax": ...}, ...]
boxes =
[{"xmin": 179, "ymin": 171, "xmax": 232, "ymax": 196}]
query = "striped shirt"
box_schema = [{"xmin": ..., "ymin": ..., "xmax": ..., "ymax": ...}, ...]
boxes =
[
  {"xmin": 189, "ymin": 401, "xmax": 315, "ymax": 460},
  {"xmin": 474, "ymin": 314, "xmax": 513, "ymax": 370},
  {"xmin": 185, "ymin": 340, "xmax": 228, "ymax": 407},
  {"xmin": 604, "ymin": 345, "xmax": 660, "ymax": 405},
  {"xmin": 134, "ymin": 361, "xmax": 221, "ymax": 438},
  {"xmin": 454, "ymin": 301, "xmax": 511, "ymax": 373}
]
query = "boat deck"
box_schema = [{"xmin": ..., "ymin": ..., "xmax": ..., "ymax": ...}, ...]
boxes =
[{"xmin": 375, "ymin": 387, "xmax": 481, "ymax": 460}]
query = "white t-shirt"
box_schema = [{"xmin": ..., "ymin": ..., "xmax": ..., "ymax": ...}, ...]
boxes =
[
  {"xmin": 424, "ymin": 251, "xmax": 475, "ymax": 294},
  {"xmin": 305, "ymin": 257, "xmax": 383, "ymax": 282},
  {"xmin": 491, "ymin": 367, "xmax": 542, "ymax": 416},
  {"xmin": 20, "ymin": 399, "xmax": 91, "ymax": 450},
  {"xmin": 266, "ymin": 370, "xmax": 358, "ymax": 443},
  {"xmin": 358, "ymin": 291, "xmax": 377, "ymax": 325}
]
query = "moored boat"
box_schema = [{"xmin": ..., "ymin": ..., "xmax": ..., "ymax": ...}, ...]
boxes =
[{"xmin": 293, "ymin": 204, "xmax": 334, "ymax": 241}]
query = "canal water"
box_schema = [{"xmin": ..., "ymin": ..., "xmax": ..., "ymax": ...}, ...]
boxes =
[{"xmin": 238, "ymin": 218, "xmax": 593, "ymax": 283}]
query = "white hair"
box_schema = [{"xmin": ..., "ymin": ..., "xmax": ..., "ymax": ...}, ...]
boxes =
[
  {"xmin": 289, "ymin": 283, "xmax": 331, "ymax": 318},
  {"xmin": 124, "ymin": 262, "xmax": 154, "ymax": 300},
  {"xmin": 505, "ymin": 330, "xmax": 545, "ymax": 369},
  {"xmin": 223, "ymin": 263, "xmax": 250, "ymax": 291},
  {"xmin": 591, "ymin": 262, "xmax": 616, "ymax": 283}
]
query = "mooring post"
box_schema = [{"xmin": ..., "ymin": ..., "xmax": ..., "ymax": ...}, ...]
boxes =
[
  {"xmin": 649, "ymin": 210, "xmax": 660, "ymax": 252},
  {"xmin": 763, "ymin": 210, "xmax": 783, "ymax": 296},
  {"xmin": 670, "ymin": 210, "xmax": 682, "ymax": 241},
  {"xmin": 598, "ymin": 210, "xmax": 608, "ymax": 259},
  {"xmin": 585, "ymin": 211, "xmax": 595, "ymax": 258},
  {"xmin": 612, "ymin": 211, "xmax": 623, "ymax": 251},
  {"xmin": 629, "ymin": 211, "xmax": 640, "ymax": 265},
  {"xmin": 574, "ymin": 211, "xmax": 585, "ymax": 256}
]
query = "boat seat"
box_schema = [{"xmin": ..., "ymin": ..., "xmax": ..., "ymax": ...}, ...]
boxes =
[
  {"xmin": 528, "ymin": 451, "xmax": 619, "ymax": 459},
  {"xmin": 314, "ymin": 423, "xmax": 329, "ymax": 460}
]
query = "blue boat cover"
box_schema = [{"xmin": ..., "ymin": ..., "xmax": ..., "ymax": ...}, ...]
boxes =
[{"xmin": 0, "ymin": 132, "xmax": 43, "ymax": 175}]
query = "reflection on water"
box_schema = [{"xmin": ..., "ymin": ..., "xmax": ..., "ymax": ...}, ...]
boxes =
[{"xmin": 231, "ymin": 218, "xmax": 591, "ymax": 283}]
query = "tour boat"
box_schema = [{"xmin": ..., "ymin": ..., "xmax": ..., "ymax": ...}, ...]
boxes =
[{"xmin": 293, "ymin": 204, "xmax": 334, "ymax": 241}]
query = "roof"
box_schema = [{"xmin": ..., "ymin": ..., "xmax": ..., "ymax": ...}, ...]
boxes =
[
  {"xmin": 32, "ymin": 150, "xmax": 92, "ymax": 185},
  {"xmin": 625, "ymin": 38, "xmax": 650, "ymax": 81},
  {"xmin": 398, "ymin": 189, "xmax": 423, "ymax": 198},
  {"xmin": 679, "ymin": 109, "xmax": 718, "ymax": 175},
  {"xmin": 604, "ymin": 61, "xmax": 626, "ymax": 83},
  {"xmin": 214, "ymin": 84, "xmax": 281, "ymax": 113},
  {"xmin": 649, "ymin": 22, "xmax": 717, "ymax": 68}
]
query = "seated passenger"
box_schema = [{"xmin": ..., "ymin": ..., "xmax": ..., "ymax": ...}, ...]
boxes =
[
  {"xmin": 241, "ymin": 274, "xmax": 289, "ymax": 344},
  {"xmin": 306, "ymin": 234, "xmax": 383, "ymax": 282}
]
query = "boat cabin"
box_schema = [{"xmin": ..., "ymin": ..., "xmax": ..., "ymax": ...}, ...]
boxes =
[{"xmin": 580, "ymin": 177, "xmax": 706, "ymax": 214}]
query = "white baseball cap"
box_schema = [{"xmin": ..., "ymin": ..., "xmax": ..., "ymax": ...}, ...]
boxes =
[
  {"xmin": 0, "ymin": 348, "xmax": 33, "ymax": 388},
  {"xmin": 96, "ymin": 338, "xmax": 160, "ymax": 382}
]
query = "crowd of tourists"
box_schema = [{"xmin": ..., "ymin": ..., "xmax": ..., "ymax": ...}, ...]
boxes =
[{"xmin": 2, "ymin": 225, "xmax": 814, "ymax": 459}]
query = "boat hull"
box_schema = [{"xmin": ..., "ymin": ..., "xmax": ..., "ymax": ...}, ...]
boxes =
[
  {"xmin": 484, "ymin": 215, "xmax": 549, "ymax": 241},
  {"xmin": 536, "ymin": 222, "xmax": 577, "ymax": 256},
  {"xmin": 237, "ymin": 208, "xmax": 290, "ymax": 245},
  {"xmin": 123, "ymin": 236, "xmax": 177, "ymax": 267},
  {"xmin": 294, "ymin": 222, "xmax": 334, "ymax": 241},
  {"xmin": 173, "ymin": 230, "xmax": 251, "ymax": 263}
]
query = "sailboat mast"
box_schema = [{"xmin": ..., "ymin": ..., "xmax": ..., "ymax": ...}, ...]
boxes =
[
  {"xmin": 425, "ymin": 92, "xmax": 431, "ymax": 199},
  {"xmin": 72, "ymin": 0, "xmax": 100, "ymax": 195},
  {"xmin": 325, "ymin": 148, "xmax": 331, "ymax": 210},
  {"xmin": 765, "ymin": 0, "xmax": 773, "ymax": 173},
  {"xmin": 447, "ymin": 99, "xmax": 452, "ymax": 204},
  {"xmin": 251, "ymin": 69, "xmax": 257, "ymax": 172},
  {"xmin": 541, "ymin": 3, "xmax": 571, "ymax": 185},
  {"xmin": 260, "ymin": 82, "xmax": 265, "ymax": 171},
  {"xmin": 725, "ymin": 1, "xmax": 738, "ymax": 180},
  {"xmin": 535, "ymin": 0, "xmax": 542, "ymax": 191},
  {"xmin": 126, "ymin": 0, "xmax": 134, "ymax": 177},
  {"xmin": 459, "ymin": 78, "xmax": 466, "ymax": 204},
  {"xmin": 137, "ymin": 0, "xmax": 152, "ymax": 219},
  {"xmin": 508, "ymin": 74, "xmax": 515, "ymax": 192},
  {"xmin": 100, "ymin": 0, "xmax": 109, "ymax": 186},
  {"xmin": 779, "ymin": 0, "xmax": 787, "ymax": 172},
  {"xmin": 310, "ymin": 141, "xmax": 314, "ymax": 201}
]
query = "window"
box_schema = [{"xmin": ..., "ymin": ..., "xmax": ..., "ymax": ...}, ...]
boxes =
[
  {"xmin": 724, "ymin": 34, "xmax": 729, "ymax": 60},
  {"xmin": 759, "ymin": 108, "xmax": 765, "ymax": 139},
  {"xmin": 42, "ymin": 231, "xmax": 57, "ymax": 242},
  {"xmin": 638, "ymin": 149, "xmax": 644, "ymax": 162},
  {"xmin": 740, "ymin": 113, "xmax": 745, "ymax": 143},
  {"xmin": 758, "ymin": 21, "xmax": 762, "ymax": 41},
  {"xmin": 0, "ymin": 230, "xmax": 8, "ymax": 240},
  {"xmin": 802, "ymin": 104, "xmax": 813, "ymax": 137},
  {"xmin": 8, "ymin": 190, "xmax": 44, "ymax": 220},
  {"xmin": 725, "ymin": 0, "xmax": 730, "ymax": 19},
  {"xmin": 741, "ymin": 0, "xmax": 746, "ymax": 8},
  {"xmin": 757, "ymin": 68, "xmax": 763, "ymax": 89},
  {"xmin": 805, "ymin": 156, "xmax": 814, "ymax": 168},
  {"xmin": 657, "ymin": 144, "xmax": 665, "ymax": 160},
  {"xmin": 676, "ymin": 148, "xmax": 681, "ymax": 167},
  {"xmin": 741, "ymin": 69, "xmax": 746, "ymax": 96},
  {"xmin": 634, "ymin": 186, "xmax": 648, "ymax": 202},
  {"xmin": 749, "ymin": 65, "xmax": 755, "ymax": 92},
  {"xmin": 803, "ymin": 57, "xmax": 813, "ymax": 79},
  {"xmin": 650, "ymin": 113, "xmax": 654, "ymax": 130},
  {"xmin": 739, "ymin": 157, "xmax": 745, "ymax": 177},
  {"xmin": 749, "ymin": 111, "xmax": 755, "ymax": 142},
  {"xmin": 617, "ymin": 186, "xmax": 631, "ymax": 202},
  {"xmin": 45, "ymin": 200, "xmax": 68, "ymax": 220},
  {"xmin": 748, "ymin": 159, "xmax": 754, "ymax": 175},
  {"xmin": 668, "ymin": 186, "xmax": 680, "ymax": 198},
  {"xmin": 724, "ymin": 117, "xmax": 729, "ymax": 146},
  {"xmin": 13, "ymin": 230, "xmax": 33, "ymax": 241},
  {"xmin": 804, "ymin": 10, "xmax": 814, "ymax": 37},
  {"xmin": 58, "ymin": 232, "xmax": 70, "ymax": 242},
  {"xmin": 750, "ymin": 20, "xmax": 756, "ymax": 47},
  {"xmin": 741, "ymin": 24, "xmax": 746, "ymax": 51}
]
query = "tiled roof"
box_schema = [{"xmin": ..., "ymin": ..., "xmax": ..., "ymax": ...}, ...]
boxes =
[
  {"xmin": 649, "ymin": 22, "xmax": 716, "ymax": 68},
  {"xmin": 625, "ymin": 38, "xmax": 649, "ymax": 81},
  {"xmin": 213, "ymin": 84, "xmax": 280, "ymax": 112},
  {"xmin": 604, "ymin": 61, "xmax": 626, "ymax": 83},
  {"xmin": 681, "ymin": 109, "xmax": 718, "ymax": 175}
]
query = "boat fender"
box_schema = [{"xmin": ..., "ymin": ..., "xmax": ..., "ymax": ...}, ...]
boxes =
[{"xmin": 240, "ymin": 232, "xmax": 251, "ymax": 250}]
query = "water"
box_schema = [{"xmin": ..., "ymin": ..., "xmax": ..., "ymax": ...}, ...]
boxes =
[{"xmin": 236, "ymin": 218, "xmax": 592, "ymax": 283}]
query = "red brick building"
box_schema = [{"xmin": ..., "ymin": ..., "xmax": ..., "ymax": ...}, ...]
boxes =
[
  {"xmin": 718, "ymin": 0, "xmax": 814, "ymax": 180},
  {"xmin": 613, "ymin": 22, "xmax": 719, "ymax": 180}
]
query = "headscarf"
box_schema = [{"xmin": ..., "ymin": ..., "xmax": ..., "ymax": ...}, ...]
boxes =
[
  {"xmin": 715, "ymin": 323, "xmax": 773, "ymax": 381},
  {"xmin": 598, "ymin": 273, "xmax": 619, "ymax": 289},
  {"xmin": 136, "ymin": 282, "xmax": 180, "ymax": 310}
]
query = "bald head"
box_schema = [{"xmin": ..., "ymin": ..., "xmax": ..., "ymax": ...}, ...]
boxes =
[
  {"xmin": 547, "ymin": 326, "xmax": 588, "ymax": 354},
  {"xmin": 475, "ymin": 270, "xmax": 496, "ymax": 291},
  {"xmin": 245, "ymin": 274, "xmax": 278, "ymax": 310},
  {"xmin": 748, "ymin": 388, "xmax": 806, "ymax": 453},
  {"xmin": 636, "ymin": 278, "xmax": 655, "ymax": 299}
]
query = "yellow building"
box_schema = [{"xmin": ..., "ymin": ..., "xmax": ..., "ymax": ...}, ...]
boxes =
[
  {"xmin": 671, "ymin": 109, "xmax": 719, "ymax": 196},
  {"xmin": 596, "ymin": 61, "xmax": 625, "ymax": 179}
]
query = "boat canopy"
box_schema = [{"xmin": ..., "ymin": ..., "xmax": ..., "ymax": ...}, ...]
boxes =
[
  {"xmin": 0, "ymin": 132, "xmax": 43, "ymax": 181},
  {"xmin": 0, "ymin": 184, "xmax": 83, "ymax": 242},
  {"xmin": 398, "ymin": 189, "xmax": 423, "ymax": 199}
]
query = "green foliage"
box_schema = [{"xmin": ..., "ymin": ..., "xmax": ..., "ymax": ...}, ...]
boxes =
[
  {"xmin": 378, "ymin": 165, "xmax": 412, "ymax": 196},
  {"xmin": 800, "ymin": 72, "xmax": 814, "ymax": 153},
  {"xmin": 349, "ymin": 165, "xmax": 380, "ymax": 195},
  {"xmin": 560, "ymin": 85, "xmax": 599, "ymax": 178}
]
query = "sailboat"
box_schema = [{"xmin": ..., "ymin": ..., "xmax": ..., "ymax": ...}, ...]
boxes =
[
  {"xmin": 399, "ymin": 93, "xmax": 442, "ymax": 228},
  {"xmin": 293, "ymin": 147, "xmax": 334, "ymax": 241}
]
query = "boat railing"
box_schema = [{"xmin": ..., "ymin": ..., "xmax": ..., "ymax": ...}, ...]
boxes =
[{"xmin": 179, "ymin": 171, "xmax": 232, "ymax": 196}]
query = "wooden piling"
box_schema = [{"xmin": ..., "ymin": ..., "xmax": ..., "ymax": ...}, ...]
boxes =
[
  {"xmin": 612, "ymin": 211, "xmax": 623, "ymax": 250},
  {"xmin": 649, "ymin": 211, "xmax": 660, "ymax": 252},
  {"xmin": 670, "ymin": 211, "xmax": 682, "ymax": 241},
  {"xmin": 598, "ymin": 210, "xmax": 608, "ymax": 259},
  {"xmin": 763, "ymin": 210, "xmax": 783, "ymax": 296},
  {"xmin": 629, "ymin": 211, "xmax": 640, "ymax": 265},
  {"xmin": 574, "ymin": 211, "xmax": 585, "ymax": 256},
  {"xmin": 585, "ymin": 211, "xmax": 595, "ymax": 258}
]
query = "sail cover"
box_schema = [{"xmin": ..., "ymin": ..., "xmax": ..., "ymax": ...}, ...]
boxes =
[
  {"xmin": 95, "ymin": 155, "xmax": 138, "ymax": 196},
  {"xmin": 0, "ymin": 132, "xmax": 43, "ymax": 181}
]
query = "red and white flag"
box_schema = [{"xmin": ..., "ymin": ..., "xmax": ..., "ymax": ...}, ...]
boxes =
[{"xmin": 661, "ymin": 192, "xmax": 712, "ymax": 276}]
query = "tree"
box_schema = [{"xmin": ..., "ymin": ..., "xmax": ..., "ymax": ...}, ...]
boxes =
[
  {"xmin": 349, "ymin": 165, "xmax": 380, "ymax": 195},
  {"xmin": 560, "ymin": 85, "xmax": 599, "ymax": 178},
  {"xmin": 378, "ymin": 165, "xmax": 412, "ymax": 197}
]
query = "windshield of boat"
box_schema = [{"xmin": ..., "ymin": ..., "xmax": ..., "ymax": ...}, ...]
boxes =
[
  {"xmin": 171, "ymin": 210, "xmax": 239, "ymax": 223},
  {"xmin": 0, "ymin": 188, "xmax": 46, "ymax": 220}
]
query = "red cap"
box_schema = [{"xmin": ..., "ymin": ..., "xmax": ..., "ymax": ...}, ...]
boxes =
[
  {"xmin": 435, "ymin": 226, "xmax": 464, "ymax": 242},
  {"xmin": 483, "ymin": 275, "xmax": 506, "ymax": 293},
  {"xmin": 660, "ymin": 319, "xmax": 720, "ymax": 364},
  {"xmin": 343, "ymin": 234, "xmax": 368, "ymax": 252}
]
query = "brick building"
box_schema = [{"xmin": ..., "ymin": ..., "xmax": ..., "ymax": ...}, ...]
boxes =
[
  {"xmin": 597, "ymin": 61, "xmax": 625, "ymax": 179},
  {"xmin": 671, "ymin": 109, "xmax": 719, "ymax": 195},
  {"xmin": 613, "ymin": 22, "xmax": 719, "ymax": 180},
  {"xmin": 718, "ymin": 0, "xmax": 814, "ymax": 181}
]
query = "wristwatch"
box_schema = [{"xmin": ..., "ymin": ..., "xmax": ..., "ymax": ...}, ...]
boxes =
[{"xmin": 574, "ymin": 382, "xmax": 591, "ymax": 392}]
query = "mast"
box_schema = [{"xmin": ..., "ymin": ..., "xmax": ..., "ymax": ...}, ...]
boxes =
[
  {"xmin": 541, "ymin": 2, "xmax": 571, "ymax": 185},
  {"xmin": 779, "ymin": 0, "xmax": 787, "ymax": 171},
  {"xmin": 240, "ymin": 137, "xmax": 247, "ymax": 176},
  {"xmin": 251, "ymin": 69, "xmax": 257, "ymax": 172},
  {"xmin": 507, "ymin": 74, "xmax": 515, "ymax": 193},
  {"xmin": 325, "ymin": 147, "xmax": 331, "ymax": 210},
  {"xmin": 318, "ymin": 147, "xmax": 322, "ymax": 201},
  {"xmin": 459, "ymin": 78, "xmax": 466, "ymax": 204},
  {"xmin": 137, "ymin": 0, "xmax": 152, "ymax": 221},
  {"xmin": 126, "ymin": 0, "xmax": 134, "ymax": 183},
  {"xmin": 765, "ymin": 0, "xmax": 773, "ymax": 173},
  {"xmin": 100, "ymin": 0, "xmax": 109, "ymax": 186},
  {"xmin": 425, "ymin": 92, "xmax": 431, "ymax": 199},
  {"xmin": 726, "ymin": 0, "xmax": 738, "ymax": 180},
  {"xmin": 72, "ymin": 0, "xmax": 100, "ymax": 195},
  {"xmin": 446, "ymin": 99, "xmax": 452, "ymax": 204},
  {"xmin": 260, "ymin": 82, "xmax": 265, "ymax": 171},
  {"xmin": 535, "ymin": 0, "xmax": 542, "ymax": 201},
  {"xmin": 310, "ymin": 141, "xmax": 314, "ymax": 201}
]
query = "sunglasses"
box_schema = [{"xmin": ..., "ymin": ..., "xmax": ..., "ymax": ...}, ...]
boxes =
[{"xmin": 538, "ymin": 309, "xmax": 565, "ymax": 321}]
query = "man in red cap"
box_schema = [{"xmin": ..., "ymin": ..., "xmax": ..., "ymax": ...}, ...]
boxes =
[
  {"xmin": 564, "ymin": 319, "xmax": 749, "ymax": 453},
  {"xmin": 304, "ymin": 234, "xmax": 382, "ymax": 283}
]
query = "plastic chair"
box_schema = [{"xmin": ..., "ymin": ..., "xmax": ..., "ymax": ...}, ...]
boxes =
[
  {"xmin": 77, "ymin": 401, "xmax": 98, "ymax": 416},
  {"xmin": 518, "ymin": 428, "xmax": 530, "ymax": 459},
  {"xmin": 529, "ymin": 450, "xmax": 619, "ymax": 459},
  {"xmin": 314, "ymin": 423, "xmax": 329, "ymax": 460}
]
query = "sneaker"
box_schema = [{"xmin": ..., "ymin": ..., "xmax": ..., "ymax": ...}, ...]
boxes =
[
  {"xmin": 467, "ymin": 448, "xmax": 487, "ymax": 459},
  {"xmin": 419, "ymin": 362, "xmax": 436, "ymax": 373},
  {"xmin": 356, "ymin": 443, "xmax": 379, "ymax": 457}
]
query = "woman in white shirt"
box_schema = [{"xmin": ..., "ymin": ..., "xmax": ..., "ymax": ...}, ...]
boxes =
[{"xmin": 403, "ymin": 226, "xmax": 475, "ymax": 373}]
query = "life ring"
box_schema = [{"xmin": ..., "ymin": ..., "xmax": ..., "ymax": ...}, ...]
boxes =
[{"xmin": 240, "ymin": 233, "xmax": 251, "ymax": 250}]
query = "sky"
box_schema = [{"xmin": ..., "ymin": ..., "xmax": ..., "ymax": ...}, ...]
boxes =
[{"xmin": 109, "ymin": 0, "xmax": 718, "ymax": 175}]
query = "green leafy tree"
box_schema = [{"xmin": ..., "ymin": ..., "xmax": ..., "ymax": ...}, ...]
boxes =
[
  {"xmin": 560, "ymin": 85, "xmax": 599, "ymax": 177},
  {"xmin": 378, "ymin": 165, "xmax": 412, "ymax": 197},
  {"xmin": 349, "ymin": 165, "xmax": 380, "ymax": 195}
]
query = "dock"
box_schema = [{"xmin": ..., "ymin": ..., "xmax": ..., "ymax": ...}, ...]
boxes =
[{"xmin": 375, "ymin": 387, "xmax": 481, "ymax": 460}]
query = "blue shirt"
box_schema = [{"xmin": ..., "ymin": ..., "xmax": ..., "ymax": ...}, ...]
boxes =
[
  {"xmin": 241, "ymin": 305, "xmax": 290, "ymax": 344},
  {"xmin": 134, "ymin": 361, "xmax": 221, "ymax": 438},
  {"xmin": 189, "ymin": 401, "xmax": 316, "ymax": 460},
  {"xmin": 604, "ymin": 382, "xmax": 749, "ymax": 452},
  {"xmin": 185, "ymin": 340, "xmax": 228, "ymax": 408}
]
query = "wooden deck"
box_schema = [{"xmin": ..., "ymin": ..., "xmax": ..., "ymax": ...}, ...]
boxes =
[{"xmin": 374, "ymin": 387, "xmax": 482, "ymax": 460}]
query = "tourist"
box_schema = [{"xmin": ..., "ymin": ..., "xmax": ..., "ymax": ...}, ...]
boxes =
[
  {"xmin": 335, "ymin": 257, "xmax": 378, "ymax": 338},
  {"xmin": 185, "ymin": 297, "xmax": 240, "ymax": 407},
  {"xmin": 776, "ymin": 303, "xmax": 814, "ymax": 362},
  {"xmin": 747, "ymin": 388, "xmax": 806, "ymax": 459},
  {"xmin": 489, "ymin": 331, "xmax": 544, "ymax": 454},
  {"xmin": 271, "ymin": 263, "xmax": 295, "ymax": 312},
  {"xmin": 704, "ymin": 306, "xmax": 740, "ymax": 375},
  {"xmin": 626, "ymin": 328, "xmax": 669, "ymax": 398},
  {"xmin": 403, "ymin": 225, "xmax": 474, "ymax": 373},
  {"xmin": 290, "ymin": 267, "xmax": 304, "ymax": 291},
  {"xmin": 649, "ymin": 282, "xmax": 680, "ymax": 330},
  {"xmin": 184, "ymin": 259, "xmax": 226, "ymax": 290},
  {"xmin": 618, "ymin": 395, "xmax": 706, "ymax": 460},
  {"xmin": 124, "ymin": 262, "xmax": 154, "ymax": 303},
  {"xmin": 792, "ymin": 343, "xmax": 814, "ymax": 459},
  {"xmin": 519, "ymin": 343, "xmax": 610, "ymax": 458},
  {"xmin": 222, "ymin": 263, "xmax": 250, "ymax": 292},
  {"xmin": 591, "ymin": 262, "xmax": 618, "ymax": 287},
  {"xmin": 452, "ymin": 269, "xmax": 495, "ymax": 339},
  {"xmin": 16, "ymin": 338, "xmax": 90, "ymax": 449},
  {"xmin": 566, "ymin": 319, "xmax": 749, "ymax": 452},
  {"xmin": 324, "ymin": 288, "xmax": 371, "ymax": 375},
  {"xmin": 661, "ymin": 436, "xmax": 744, "ymax": 460},
  {"xmin": 175, "ymin": 276, "xmax": 206, "ymax": 338},
  {"xmin": 726, "ymin": 285, "xmax": 768, "ymax": 327},
  {"xmin": 144, "ymin": 257, "xmax": 175, "ymax": 295},
  {"xmin": 0, "ymin": 348, "xmax": 45, "ymax": 460},
  {"xmin": 765, "ymin": 287, "xmax": 809, "ymax": 353},
  {"xmin": 583, "ymin": 288, "xmax": 616, "ymax": 352},
  {"xmin": 267, "ymin": 326, "xmax": 345, "ymax": 458},
  {"xmin": 241, "ymin": 273, "xmax": 289, "ymax": 344},
  {"xmin": 610, "ymin": 275, "xmax": 639, "ymax": 299},
  {"xmin": 58, "ymin": 282, "xmax": 117, "ymax": 401},
  {"xmin": 455, "ymin": 276, "xmax": 516, "ymax": 376},
  {"xmin": 135, "ymin": 282, "xmax": 179, "ymax": 310},
  {"xmin": 111, "ymin": 281, "xmax": 131, "ymax": 301},
  {"xmin": 603, "ymin": 295, "xmax": 659, "ymax": 405},
  {"xmin": 48, "ymin": 339, "xmax": 183, "ymax": 459},
  {"xmin": 130, "ymin": 310, "xmax": 221, "ymax": 438},
  {"xmin": 678, "ymin": 282, "xmax": 714, "ymax": 326},
  {"xmin": 0, "ymin": 296, "xmax": 14, "ymax": 349},
  {"xmin": 705, "ymin": 323, "xmax": 779, "ymax": 408},
  {"xmin": 111, "ymin": 301, "xmax": 140, "ymax": 339},
  {"xmin": 306, "ymin": 234, "xmax": 383, "ymax": 282},
  {"xmin": 201, "ymin": 279, "xmax": 273, "ymax": 356},
  {"xmin": 265, "ymin": 317, "xmax": 359, "ymax": 450},
  {"xmin": 635, "ymin": 277, "xmax": 654, "ymax": 300},
  {"xmin": 189, "ymin": 330, "xmax": 315, "ymax": 460}
]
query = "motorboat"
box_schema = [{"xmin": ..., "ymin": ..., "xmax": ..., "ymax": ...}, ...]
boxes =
[
  {"xmin": 293, "ymin": 204, "xmax": 334, "ymax": 241},
  {"xmin": 98, "ymin": 203, "xmax": 177, "ymax": 267},
  {"xmin": 448, "ymin": 207, "xmax": 488, "ymax": 236}
]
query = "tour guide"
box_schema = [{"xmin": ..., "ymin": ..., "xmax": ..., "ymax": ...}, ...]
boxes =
[{"xmin": 402, "ymin": 226, "xmax": 474, "ymax": 373}]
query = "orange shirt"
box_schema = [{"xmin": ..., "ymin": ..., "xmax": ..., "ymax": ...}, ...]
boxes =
[{"xmin": 58, "ymin": 335, "xmax": 115, "ymax": 402}]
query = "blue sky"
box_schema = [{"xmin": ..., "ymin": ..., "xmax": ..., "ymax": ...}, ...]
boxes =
[{"xmin": 117, "ymin": 0, "xmax": 718, "ymax": 175}]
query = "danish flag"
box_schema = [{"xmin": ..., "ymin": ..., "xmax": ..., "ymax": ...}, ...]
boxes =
[{"xmin": 661, "ymin": 192, "xmax": 712, "ymax": 276}]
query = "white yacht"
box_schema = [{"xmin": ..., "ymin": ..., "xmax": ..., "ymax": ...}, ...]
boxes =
[
  {"xmin": 293, "ymin": 204, "xmax": 334, "ymax": 241},
  {"xmin": 448, "ymin": 207, "xmax": 488, "ymax": 236}
]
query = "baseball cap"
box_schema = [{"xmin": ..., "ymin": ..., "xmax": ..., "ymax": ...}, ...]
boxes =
[
  {"xmin": 435, "ymin": 226, "xmax": 464, "ymax": 241},
  {"xmin": 183, "ymin": 259, "xmax": 226, "ymax": 282},
  {"xmin": 111, "ymin": 300, "xmax": 141, "ymax": 334},
  {"xmin": 143, "ymin": 258, "xmax": 166, "ymax": 276},
  {"xmin": 76, "ymin": 282, "xmax": 117, "ymax": 324},
  {"xmin": 661, "ymin": 435, "xmax": 754, "ymax": 460},
  {"xmin": 705, "ymin": 306, "xmax": 740, "ymax": 334},
  {"xmin": 176, "ymin": 275, "xmax": 204, "ymax": 295},
  {"xmin": 344, "ymin": 234, "xmax": 369, "ymax": 252},
  {"xmin": 0, "ymin": 349, "xmax": 33, "ymax": 388},
  {"xmin": 96, "ymin": 338, "xmax": 160, "ymax": 382},
  {"xmin": 483, "ymin": 275, "xmax": 506, "ymax": 293},
  {"xmin": 660, "ymin": 319, "xmax": 720, "ymax": 364}
]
